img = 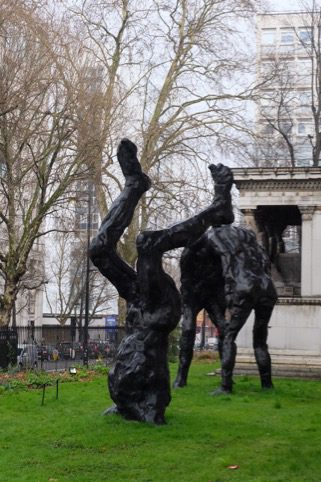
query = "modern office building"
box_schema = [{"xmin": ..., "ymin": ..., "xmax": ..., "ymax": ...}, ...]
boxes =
[{"xmin": 256, "ymin": 11, "xmax": 319, "ymax": 166}]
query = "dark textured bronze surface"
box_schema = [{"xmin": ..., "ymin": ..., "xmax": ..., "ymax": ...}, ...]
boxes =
[
  {"xmin": 174, "ymin": 225, "xmax": 277, "ymax": 394},
  {"xmin": 89, "ymin": 138, "xmax": 234, "ymax": 423}
]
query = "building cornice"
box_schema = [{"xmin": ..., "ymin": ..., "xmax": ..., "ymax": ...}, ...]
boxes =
[
  {"xmin": 232, "ymin": 167, "xmax": 321, "ymax": 178},
  {"xmin": 234, "ymin": 179, "xmax": 321, "ymax": 191},
  {"xmin": 232, "ymin": 167, "xmax": 321, "ymax": 192},
  {"xmin": 257, "ymin": 11, "xmax": 309, "ymax": 17}
]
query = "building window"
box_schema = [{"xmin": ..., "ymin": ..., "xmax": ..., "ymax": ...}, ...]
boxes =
[
  {"xmin": 297, "ymin": 121, "xmax": 312, "ymax": 136},
  {"xmin": 298, "ymin": 28, "xmax": 312, "ymax": 45},
  {"xmin": 296, "ymin": 91, "xmax": 312, "ymax": 115},
  {"xmin": 261, "ymin": 62, "xmax": 274, "ymax": 76},
  {"xmin": 297, "ymin": 59, "xmax": 311, "ymax": 85},
  {"xmin": 298, "ymin": 91, "xmax": 311, "ymax": 105},
  {"xmin": 28, "ymin": 293, "xmax": 36, "ymax": 315},
  {"xmin": 283, "ymin": 225, "xmax": 300, "ymax": 254},
  {"xmin": 262, "ymin": 123, "xmax": 275, "ymax": 135},
  {"xmin": 0, "ymin": 162, "xmax": 6, "ymax": 177},
  {"xmin": 279, "ymin": 122, "xmax": 292, "ymax": 135},
  {"xmin": 280, "ymin": 29, "xmax": 294, "ymax": 44},
  {"xmin": 262, "ymin": 29, "xmax": 276, "ymax": 45},
  {"xmin": 296, "ymin": 143, "xmax": 311, "ymax": 162}
]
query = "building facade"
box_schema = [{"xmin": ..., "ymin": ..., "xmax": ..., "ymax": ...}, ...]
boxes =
[
  {"xmin": 232, "ymin": 167, "xmax": 321, "ymax": 367},
  {"xmin": 256, "ymin": 11, "xmax": 320, "ymax": 167}
]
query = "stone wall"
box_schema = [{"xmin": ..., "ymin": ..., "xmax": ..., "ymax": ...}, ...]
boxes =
[{"xmin": 237, "ymin": 299, "xmax": 321, "ymax": 356}]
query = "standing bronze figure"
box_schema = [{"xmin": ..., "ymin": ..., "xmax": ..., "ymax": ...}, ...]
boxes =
[
  {"xmin": 174, "ymin": 225, "xmax": 277, "ymax": 394},
  {"xmin": 89, "ymin": 138, "xmax": 234, "ymax": 423}
]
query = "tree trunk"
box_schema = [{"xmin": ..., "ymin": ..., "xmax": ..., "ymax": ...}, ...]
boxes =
[
  {"xmin": 0, "ymin": 279, "xmax": 17, "ymax": 328},
  {"xmin": 117, "ymin": 297, "xmax": 127, "ymax": 328}
]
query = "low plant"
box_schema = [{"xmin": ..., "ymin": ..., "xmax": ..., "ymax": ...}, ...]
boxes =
[
  {"xmin": 193, "ymin": 350, "xmax": 219, "ymax": 362},
  {"xmin": 3, "ymin": 378, "xmax": 26, "ymax": 391},
  {"xmin": 26, "ymin": 371, "xmax": 54, "ymax": 387},
  {"xmin": 91, "ymin": 363, "xmax": 108, "ymax": 375}
]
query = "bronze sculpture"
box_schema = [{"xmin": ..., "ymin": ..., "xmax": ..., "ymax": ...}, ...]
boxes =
[
  {"xmin": 89, "ymin": 138, "xmax": 234, "ymax": 423},
  {"xmin": 174, "ymin": 225, "xmax": 277, "ymax": 394}
]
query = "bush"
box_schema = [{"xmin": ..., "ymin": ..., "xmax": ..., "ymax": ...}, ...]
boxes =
[
  {"xmin": 26, "ymin": 372, "xmax": 54, "ymax": 387},
  {"xmin": 4, "ymin": 379, "xmax": 26, "ymax": 391},
  {"xmin": 91, "ymin": 363, "xmax": 108, "ymax": 375},
  {"xmin": 193, "ymin": 350, "xmax": 218, "ymax": 362}
]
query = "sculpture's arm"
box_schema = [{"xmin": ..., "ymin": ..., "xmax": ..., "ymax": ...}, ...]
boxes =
[{"xmin": 136, "ymin": 163, "xmax": 234, "ymax": 254}]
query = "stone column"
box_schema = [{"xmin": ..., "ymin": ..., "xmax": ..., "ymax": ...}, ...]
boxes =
[
  {"xmin": 299, "ymin": 206, "xmax": 315, "ymax": 297},
  {"xmin": 312, "ymin": 207, "xmax": 321, "ymax": 296}
]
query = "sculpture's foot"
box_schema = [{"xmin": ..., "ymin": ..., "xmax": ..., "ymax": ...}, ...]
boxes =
[
  {"xmin": 210, "ymin": 386, "xmax": 232, "ymax": 396},
  {"xmin": 117, "ymin": 138, "xmax": 141, "ymax": 175},
  {"xmin": 260, "ymin": 374, "xmax": 274, "ymax": 390},
  {"xmin": 102, "ymin": 405, "xmax": 119, "ymax": 416},
  {"xmin": 262, "ymin": 383, "xmax": 274, "ymax": 391},
  {"xmin": 172, "ymin": 378, "xmax": 187, "ymax": 389},
  {"xmin": 117, "ymin": 138, "xmax": 151, "ymax": 192},
  {"xmin": 102, "ymin": 403, "xmax": 166, "ymax": 425},
  {"xmin": 117, "ymin": 138, "xmax": 151, "ymax": 189}
]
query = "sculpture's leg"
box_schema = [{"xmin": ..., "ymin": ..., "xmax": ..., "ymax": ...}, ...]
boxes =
[
  {"xmin": 206, "ymin": 300, "xmax": 226, "ymax": 361},
  {"xmin": 89, "ymin": 139, "xmax": 151, "ymax": 302},
  {"xmin": 173, "ymin": 302, "xmax": 199, "ymax": 388},
  {"xmin": 213, "ymin": 301, "xmax": 252, "ymax": 395},
  {"xmin": 253, "ymin": 302, "xmax": 275, "ymax": 389}
]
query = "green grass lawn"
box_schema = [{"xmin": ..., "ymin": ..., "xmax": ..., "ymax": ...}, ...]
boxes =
[{"xmin": 1, "ymin": 363, "xmax": 321, "ymax": 482}]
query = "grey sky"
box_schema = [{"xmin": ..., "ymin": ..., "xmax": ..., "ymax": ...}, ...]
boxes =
[{"xmin": 267, "ymin": 0, "xmax": 319, "ymax": 11}]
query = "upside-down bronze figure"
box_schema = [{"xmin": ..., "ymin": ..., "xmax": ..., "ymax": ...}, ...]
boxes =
[{"xmin": 89, "ymin": 138, "xmax": 234, "ymax": 423}]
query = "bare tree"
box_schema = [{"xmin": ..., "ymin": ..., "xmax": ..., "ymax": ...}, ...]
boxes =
[
  {"xmin": 0, "ymin": 2, "xmax": 90, "ymax": 327},
  {"xmin": 299, "ymin": 1, "xmax": 321, "ymax": 165},
  {"xmin": 0, "ymin": 1, "xmax": 263, "ymax": 333},
  {"xmin": 65, "ymin": 0, "xmax": 262, "ymax": 322},
  {"xmin": 44, "ymin": 216, "xmax": 116, "ymax": 327},
  {"xmin": 70, "ymin": 0, "xmax": 262, "ymax": 209}
]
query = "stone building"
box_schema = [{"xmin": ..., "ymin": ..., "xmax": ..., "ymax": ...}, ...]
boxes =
[{"xmin": 232, "ymin": 166, "xmax": 321, "ymax": 376}]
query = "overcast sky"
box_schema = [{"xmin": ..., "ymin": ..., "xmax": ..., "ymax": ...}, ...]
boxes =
[{"xmin": 267, "ymin": 0, "xmax": 319, "ymax": 11}]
